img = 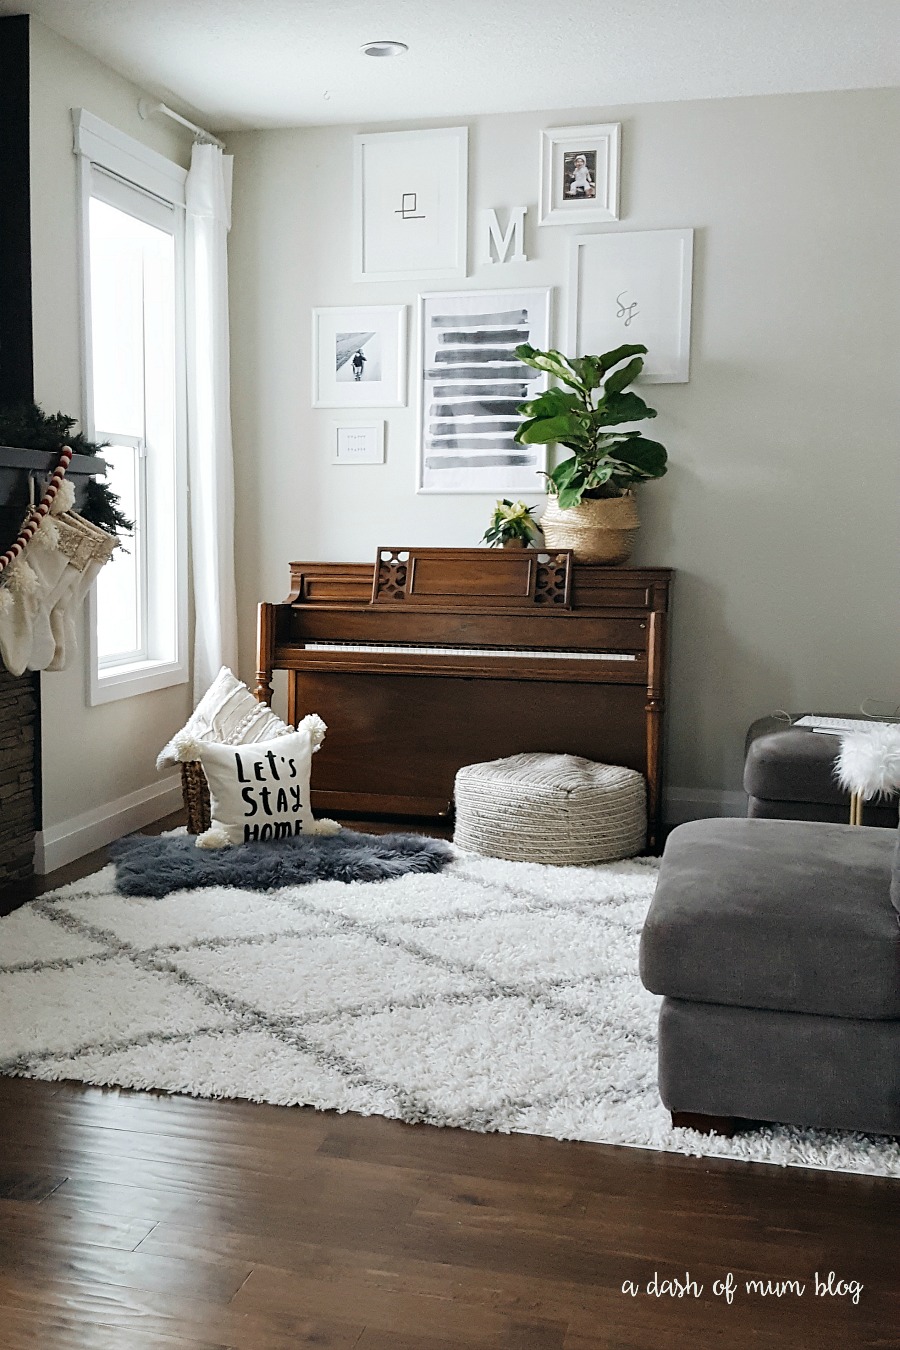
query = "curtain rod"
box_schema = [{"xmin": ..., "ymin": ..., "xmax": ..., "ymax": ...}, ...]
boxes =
[{"xmin": 137, "ymin": 97, "xmax": 226, "ymax": 151}]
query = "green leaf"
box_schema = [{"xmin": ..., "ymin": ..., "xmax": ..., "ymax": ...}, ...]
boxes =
[
  {"xmin": 514, "ymin": 344, "xmax": 587, "ymax": 391},
  {"xmin": 557, "ymin": 480, "xmax": 589, "ymax": 509},
  {"xmin": 602, "ymin": 356, "xmax": 644, "ymax": 396},
  {"xmin": 591, "ymin": 391, "xmax": 657, "ymax": 427},
  {"xmin": 549, "ymin": 457, "xmax": 584, "ymax": 490},
  {"xmin": 516, "ymin": 388, "xmax": 583, "ymax": 419},
  {"xmin": 515, "ymin": 414, "xmax": 590, "ymax": 446},
  {"xmin": 567, "ymin": 355, "xmax": 605, "ymax": 390},
  {"xmin": 608, "ymin": 436, "xmax": 668, "ymax": 478},
  {"xmin": 597, "ymin": 343, "xmax": 648, "ymax": 373},
  {"xmin": 584, "ymin": 462, "xmax": 615, "ymax": 489}
]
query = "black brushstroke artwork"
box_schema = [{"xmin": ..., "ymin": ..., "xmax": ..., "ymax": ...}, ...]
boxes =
[
  {"xmin": 424, "ymin": 454, "xmax": 534, "ymax": 469},
  {"xmin": 422, "ymin": 302, "xmax": 545, "ymax": 484},
  {"xmin": 431, "ymin": 400, "xmax": 523, "ymax": 417},
  {"xmin": 430, "ymin": 309, "xmax": 528, "ymax": 327},
  {"xmin": 438, "ymin": 328, "xmax": 527, "ymax": 345},
  {"xmin": 424, "ymin": 364, "xmax": 532, "ymax": 381},
  {"xmin": 430, "ymin": 421, "xmax": 522, "ymax": 436},
  {"xmin": 432, "ymin": 383, "xmax": 528, "ymax": 399},
  {"xmin": 425, "ymin": 436, "xmax": 523, "ymax": 452}
]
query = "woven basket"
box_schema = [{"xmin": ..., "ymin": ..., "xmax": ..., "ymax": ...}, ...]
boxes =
[
  {"xmin": 541, "ymin": 492, "xmax": 639, "ymax": 564},
  {"xmin": 181, "ymin": 761, "xmax": 211, "ymax": 835},
  {"xmin": 454, "ymin": 752, "xmax": 646, "ymax": 864}
]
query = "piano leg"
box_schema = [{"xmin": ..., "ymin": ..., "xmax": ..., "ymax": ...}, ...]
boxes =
[
  {"xmin": 255, "ymin": 602, "xmax": 275, "ymax": 706},
  {"xmin": 646, "ymin": 697, "xmax": 664, "ymax": 854}
]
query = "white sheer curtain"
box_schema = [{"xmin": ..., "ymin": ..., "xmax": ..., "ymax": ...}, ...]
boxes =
[{"xmin": 185, "ymin": 142, "xmax": 239, "ymax": 702}]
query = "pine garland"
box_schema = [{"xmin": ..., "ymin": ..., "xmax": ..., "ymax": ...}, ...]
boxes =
[{"xmin": 0, "ymin": 402, "xmax": 131, "ymax": 534}]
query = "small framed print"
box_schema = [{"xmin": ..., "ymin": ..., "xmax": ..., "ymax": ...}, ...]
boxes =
[
  {"xmin": 332, "ymin": 420, "xmax": 385, "ymax": 465},
  {"xmin": 538, "ymin": 123, "xmax": 620, "ymax": 226},
  {"xmin": 312, "ymin": 305, "xmax": 407, "ymax": 408}
]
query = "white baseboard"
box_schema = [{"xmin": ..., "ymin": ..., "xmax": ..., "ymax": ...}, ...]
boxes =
[
  {"xmin": 35, "ymin": 776, "xmax": 183, "ymax": 875},
  {"xmin": 664, "ymin": 786, "xmax": 748, "ymax": 826}
]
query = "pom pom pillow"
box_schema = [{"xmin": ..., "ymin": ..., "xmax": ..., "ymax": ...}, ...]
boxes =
[
  {"xmin": 157, "ymin": 666, "xmax": 292, "ymax": 772},
  {"xmin": 185, "ymin": 714, "xmax": 340, "ymax": 849}
]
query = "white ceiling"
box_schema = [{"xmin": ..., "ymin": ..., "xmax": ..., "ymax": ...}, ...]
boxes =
[{"xmin": 4, "ymin": 0, "xmax": 899, "ymax": 131}]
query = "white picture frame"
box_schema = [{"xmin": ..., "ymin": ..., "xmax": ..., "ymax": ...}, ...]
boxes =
[
  {"xmin": 353, "ymin": 127, "xmax": 468, "ymax": 282},
  {"xmin": 568, "ymin": 229, "xmax": 694, "ymax": 383},
  {"xmin": 332, "ymin": 419, "xmax": 386, "ymax": 465},
  {"xmin": 416, "ymin": 286, "xmax": 553, "ymax": 495},
  {"xmin": 538, "ymin": 123, "xmax": 620, "ymax": 227},
  {"xmin": 312, "ymin": 305, "xmax": 407, "ymax": 408}
]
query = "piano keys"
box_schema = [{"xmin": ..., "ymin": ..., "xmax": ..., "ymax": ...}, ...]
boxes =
[{"xmin": 256, "ymin": 548, "xmax": 673, "ymax": 850}]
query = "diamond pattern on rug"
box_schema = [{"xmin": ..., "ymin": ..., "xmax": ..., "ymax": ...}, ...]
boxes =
[
  {"xmin": 312, "ymin": 994, "xmax": 630, "ymax": 1125},
  {"xmin": 0, "ymin": 908, "xmax": 104, "ymax": 970},
  {"xmin": 392, "ymin": 909, "xmax": 639, "ymax": 984},
  {"xmin": 34, "ymin": 1028, "xmax": 402, "ymax": 1115},
  {"xmin": 0, "ymin": 957, "xmax": 235, "ymax": 1063},
  {"xmin": 56, "ymin": 888, "xmax": 327, "ymax": 951},
  {"xmin": 293, "ymin": 871, "xmax": 530, "ymax": 923},
  {"xmin": 2, "ymin": 851, "xmax": 899, "ymax": 1179},
  {"xmin": 168, "ymin": 930, "xmax": 487, "ymax": 1020}
]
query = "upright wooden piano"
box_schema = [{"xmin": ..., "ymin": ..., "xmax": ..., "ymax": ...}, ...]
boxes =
[{"xmin": 256, "ymin": 549, "xmax": 673, "ymax": 850}]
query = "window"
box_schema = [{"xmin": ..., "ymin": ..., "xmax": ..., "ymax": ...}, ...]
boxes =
[{"xmin": 75, "ymin": 112, "xmax": 188, "ymax": 703}]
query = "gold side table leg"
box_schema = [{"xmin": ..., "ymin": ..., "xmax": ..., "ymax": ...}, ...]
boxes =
[{"xmin": 849, "ymin": 792, "xmax": 864, "ymax": 826}]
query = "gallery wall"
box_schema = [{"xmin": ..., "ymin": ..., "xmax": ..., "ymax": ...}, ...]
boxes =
[
  {"xmin": 226, "ymin": 88, "xmax": 900, "ymax": 817},
  {"xmin": 29, "ymin": 19, "xmax": 194, "ymax": 863}
]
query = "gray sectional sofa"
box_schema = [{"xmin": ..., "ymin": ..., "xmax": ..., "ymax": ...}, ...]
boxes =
[{"xmin": 640, "ymin": 818, "xmax": 900, "ymax": 1137}]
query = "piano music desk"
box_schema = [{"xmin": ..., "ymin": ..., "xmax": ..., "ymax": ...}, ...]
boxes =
[{"xmin": 256, "ymin": 552, "xmax": 672, "ymax": 851}]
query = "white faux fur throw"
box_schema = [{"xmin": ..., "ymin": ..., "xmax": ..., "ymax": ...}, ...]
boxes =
[{"xmin": 835, "ymin": 725, "xmax": 900, "ymax": 800}]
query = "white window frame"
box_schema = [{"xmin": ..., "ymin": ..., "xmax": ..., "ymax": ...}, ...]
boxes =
[{"xmin": 74, "ymin": 109, "xmax": 189, "ymax": 705}]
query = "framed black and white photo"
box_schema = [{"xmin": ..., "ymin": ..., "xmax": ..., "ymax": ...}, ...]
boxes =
[
  {"xmin": 353, "ymin": 127, "xmax": 468, "ymax": 282},
  {"xmin": 569, "ymin": 230, "xmax": 694, "ymax": 383},
  {"xmin": 416, "ymin": 287, "xmax": 552, "ymax": 495},
  {"xmin": 538, "ymin": 123, "xmax": 620, "ymax": 226},
  {"xmin": 332, "ymin": 420, "xmax": 385, "ymax": 465},
  {"xmin": 312, "ymin": 305, "xmax": 407, "ymax": 407}
]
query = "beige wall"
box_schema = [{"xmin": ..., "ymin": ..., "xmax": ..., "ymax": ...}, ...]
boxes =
[
  {"xmin": 29, "ymin": 20, "xmax": 194, "ymax": 850},
  {"xmin": 226, "ymin": 89, "xmax": 900, "ymax": 815}
]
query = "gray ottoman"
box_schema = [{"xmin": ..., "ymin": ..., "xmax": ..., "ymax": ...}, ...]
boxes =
[
  {"xmin": 745, "ymin": 717, "xmax": 898, "ymax": 827},
  {"xmin": 639, "ymin": 817, "xmax": 900, "ymax": 1136}
]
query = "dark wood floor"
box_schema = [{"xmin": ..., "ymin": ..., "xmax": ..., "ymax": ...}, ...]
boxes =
[{"xmin": 0, "ymin": 826, "xmax": 897, "ymax": 1348}]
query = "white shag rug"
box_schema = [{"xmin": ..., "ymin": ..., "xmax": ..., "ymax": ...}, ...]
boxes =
[{"xmin": 1, "ymin": 851, "xmax": 898, "ymax": 1179}]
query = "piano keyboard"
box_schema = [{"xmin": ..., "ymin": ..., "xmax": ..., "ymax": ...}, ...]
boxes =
[{"xmin": 304, "ymin": 641, "xmax": 637, "ymax": 662}]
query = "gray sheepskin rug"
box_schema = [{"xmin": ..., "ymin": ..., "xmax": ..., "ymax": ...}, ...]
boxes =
[{"xmin": 110, "ymin": 829, "xmax": 454, "ymax": 898}]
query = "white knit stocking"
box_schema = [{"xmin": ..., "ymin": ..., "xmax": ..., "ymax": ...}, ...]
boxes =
[
  {"xmin": 46, "ymin": 514, "xmax": 118, "ymax": 671},
  {"xmin": 0, "ymin": 557, "xmax": 43, "ymax": 676},
  {"xmin": 6, "ymin": 516, "xmax": 71, "ymax": 671}
]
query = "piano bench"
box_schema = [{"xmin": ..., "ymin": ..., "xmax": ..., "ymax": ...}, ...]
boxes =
[{"xmin": 453, "ymin": 752, "xmax": 646, "ymax": 865}]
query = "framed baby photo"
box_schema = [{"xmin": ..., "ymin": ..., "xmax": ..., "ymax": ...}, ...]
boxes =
[
  {"xmin": 311, "ymin": 305, "xmax": 407, "ymax": 408},
  {"xmin": 538, "ymin": 123, "xmax": 621, "ymax": 226}
]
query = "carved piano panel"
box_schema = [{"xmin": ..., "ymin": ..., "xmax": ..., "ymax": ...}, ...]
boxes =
[{"xmin": 257, "ymin": 550, "xmax": 673, "ymax": 851}]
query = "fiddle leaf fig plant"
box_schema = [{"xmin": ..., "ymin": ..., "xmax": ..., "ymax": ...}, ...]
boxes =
[{"xmin": 514, "ymin": 343, "xmax": 668, "ymax": 510}]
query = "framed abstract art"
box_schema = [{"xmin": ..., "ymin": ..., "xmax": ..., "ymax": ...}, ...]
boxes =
[{"xmin": 416, "ymin": 286, "xmax": 552, "ymax": 494}]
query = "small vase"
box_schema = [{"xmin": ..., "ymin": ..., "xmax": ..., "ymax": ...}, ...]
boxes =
[
  {"xmin": 501, "ymin": 537, "xmax": 526, "ymax": 549},
  {"xmin": 541, "ymin": 491, "xmax": 639, "ymax": 564}
]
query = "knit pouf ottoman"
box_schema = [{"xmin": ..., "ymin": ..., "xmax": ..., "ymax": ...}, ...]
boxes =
[{"xmin": 453, "ymin": 752, "xmax": 646, "ymax": 864}]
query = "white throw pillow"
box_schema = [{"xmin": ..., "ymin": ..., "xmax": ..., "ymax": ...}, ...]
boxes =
[
  {"xmin": 157, "ymin": 666, "xmax": 292, "ymax": 771},
  {"xmin": 189, "ymin": 715, "xmax": 340, "ymax": 849}
]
